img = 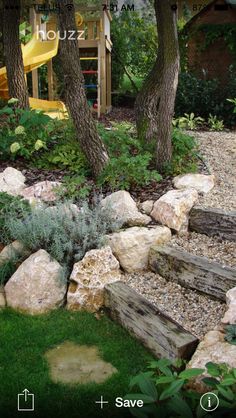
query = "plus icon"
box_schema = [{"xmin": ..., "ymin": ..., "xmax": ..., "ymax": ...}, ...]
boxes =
[{"xmin": 95, "ymin": 395, "xmax": 109, "ymax": 409}]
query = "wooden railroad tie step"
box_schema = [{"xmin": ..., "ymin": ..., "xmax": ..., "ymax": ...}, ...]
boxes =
[
  {"xmin": 149, "ymin": 245, "xmax": 236, "ymax": 301},
  {"xmin": 189, "ymin": 206, "xmax": 236, "ymax": 242},
  {"xmin": 104, "ymin": 281, "xmax": 199, "ymax": 360}
]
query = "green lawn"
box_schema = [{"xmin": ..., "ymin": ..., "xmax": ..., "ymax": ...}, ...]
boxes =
[{"xmin": 0, "ymin": 308, "xmax": 152, "ymax": 418}]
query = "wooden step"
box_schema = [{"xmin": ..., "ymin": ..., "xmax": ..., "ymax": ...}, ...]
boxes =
[
  {"xmin": 189, "ymin": 206, "xmax": 236, "ymax": 242},
  {"xmin": 104, "ymin": 281, "xmax": 199, "ymax": 360},
  {"xmin": 149, "ymin": 245, "xmax": 236, "ymax": 301}
]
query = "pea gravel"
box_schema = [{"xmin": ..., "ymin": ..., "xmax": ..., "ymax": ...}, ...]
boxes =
[
  {"xmin": 194, "ymin": 131, "xmax": 236, "ymax": 211},
  {"xmin": 123, "ymin": 271, "xmax": 226, "ymax": 340},
  {"xmin": 170, "ymin": 232, "xmax": 236, "ymax": 268}
]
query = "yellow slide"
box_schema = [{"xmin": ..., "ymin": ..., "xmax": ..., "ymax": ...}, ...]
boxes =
[{"xmin": 0, "ymin": 33, "xmax": 66, "ymax": 118}]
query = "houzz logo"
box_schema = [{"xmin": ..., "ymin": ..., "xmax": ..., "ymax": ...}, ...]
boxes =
[{"xmin": 36, "ymin": 26, "xmax": 85, "ymax": 41}]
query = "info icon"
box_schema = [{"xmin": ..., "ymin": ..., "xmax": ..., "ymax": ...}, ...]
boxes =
[{"xmin": 200, "ymin": 392, "xmax": 219, "ymax": 412}]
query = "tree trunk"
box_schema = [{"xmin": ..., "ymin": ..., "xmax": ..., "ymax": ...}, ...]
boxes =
[
  {"xmin": 3, "ymin": 0, "xmax": 29, "ymax": 108},
  {"xmin": 57, "ymin": 1, "xmax": 109, "ymax": 178},
  {"xmin": 135, "ymin": 0, "xmax": 180, "ymax": 171}
]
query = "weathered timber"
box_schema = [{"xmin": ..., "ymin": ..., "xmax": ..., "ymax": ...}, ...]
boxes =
[
  {"xmin": 149, "ymin": 246, "xmax": 236, "ymax": 301},
  {"xmin": 189, "ymin": 206, "xmax": 236, "ymax": 241},
  {"xmin": 104, "ymin": 281, "xmax": 199, "ymax": 360}
]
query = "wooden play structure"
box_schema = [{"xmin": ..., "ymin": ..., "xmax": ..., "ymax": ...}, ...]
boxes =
[
  {"xmin": 29, "ymin": 3, "xmax": 112, "ymax": 117},
  {"xmin": 0, "ymin": 2, "xmax": 112, "ymax": 118}
]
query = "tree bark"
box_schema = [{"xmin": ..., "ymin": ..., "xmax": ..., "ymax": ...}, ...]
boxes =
[
  {"xmin": 57, "ymin": 0, "xmax": 109, "ymax": 178},
  {"xmin": 3, "ymin": 0, "xmax": 29, "ymax": 108},
  {"xmin": 135, "ymin": 0, "xmax": 180, "ymax": 171}
]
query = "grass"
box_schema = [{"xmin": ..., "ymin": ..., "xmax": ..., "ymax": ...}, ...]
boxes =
[{"xmin": 0, "ymin": 308, "xmax": 153, "ymax": 418}]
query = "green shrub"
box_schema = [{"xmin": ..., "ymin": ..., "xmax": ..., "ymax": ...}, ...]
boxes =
[
  {"xmin": 35, "ymin": 140, "xmax": 89, "ymax": 174},
  {"xmin": 0, "ymin": 192, "xmax": 31, "ymax": 244},
  {"xmin": 164, "ymin": 129, "xmax": 198, "ymax": 176},
  {"xmin": 4, "ymin": 200, "xmax": 121, "ymax": 273},
  {"xmin": 0, "ymin": 99, "xmax": 52, "ymax": 160},
  {"xmin": 98, "ymin": 122, "xmax": 161, "ymax": 189},
  {"xmin": 98, "ymin": 153, "xmax": 161, "ymax": 190},
  {"xmin": 175, "ymin": 71, "xmax": 236, "ymax": 127},
  {"xmin": 125, "ymin": 359, "xmax": 236, "ymax": 417}
]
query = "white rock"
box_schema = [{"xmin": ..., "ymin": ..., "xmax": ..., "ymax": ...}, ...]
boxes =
[
  {"xmin": 67, "ymin": 246, "xmax": 121, "ymax": 312},
  {"xmin": 139, "ymin": 200, "xmax": 154, "ymax": 215},
  {"xmin": 0, "ymin": 167, "xmax": 26, "ymax": 196},
  {"xmin": 5, "ymin": 249, "xmax": 66, "ymax": 314},
  {"xmin": 20, "ymin": 181, "xmax": 61, "ymax": 204},
  {"xmin": 101, "ymin": 190, "xmax": 151, "ymax": 227},
  {"xmin": 187, "ymin": 328, "xmax": 236, "ymax": 391},
  {"xmin": 173, "ymin": 174, "xmax": 215, "ymax": 194},
  {"xmin": 106, "ymin": 226, "xmax": 171, "ymax": 272},
  {"xmin": 151, "ymin": 189, "xmax": 198, "ymax": 231},
  {"xmin": 0, "ymin": 240, "xmax": 30, "ymax": 266},
  {"xmin": 0, "ymin": 286, "xmax": 6, "ymax": 308},
  {"xmin": 221, "ymin": 287, "xmax": 236, "ymax": 325}
]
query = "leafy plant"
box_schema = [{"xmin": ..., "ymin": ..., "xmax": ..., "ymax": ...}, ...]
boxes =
[
  {"xmin": 224, "ymin": 325, "xmax": 236, "ymax": 345},
  {"xmin": 207, "ymin": 114, "xmax": 224, "ymax": 131},
  {"xmin": 125, "ymin": 359, "xmax": 236, "ymax": 418},
  {"xmin": 173, "ymin": 113, "xmax": 204, "ymax": 130},
  {"xmin": 98, "ymin": 122, "xmax": 161, "ymax": 190},
  {"xmin": 0, "ymin": 192, "xmax": 31, "ymax": 244},
  {"xmin": 227, "ymin": 98, "xmax": 236, "ymax": 114},
  {"xmin": 56, "ymin": 175, "xmax": 92, "ymax": 201},
  {"xmin": 36, "ymin": 140, "xmax": 89, "ymax": 173},
  {"xmin": 0, "ymin": 99, "xmax": 52, "ymax": 160},
  {"xmin": 175, "ymin": 70, "xmax": 236, "ymax": 127},
  {"xmin": 98, "ymin": 153, "xmax": 161, "ymax": 190},
  {"xmin": 4, "ymin": 199, "xmax": 121, "ymax": 274},
  {"xmin": 164, "ymin": 129, "xmax": 198, "ymax": 176}
]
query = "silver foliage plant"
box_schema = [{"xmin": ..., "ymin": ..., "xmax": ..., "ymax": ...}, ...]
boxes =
[{"xmin": 5, "ymin": 198, "xmax": 121, "ymax": 275}]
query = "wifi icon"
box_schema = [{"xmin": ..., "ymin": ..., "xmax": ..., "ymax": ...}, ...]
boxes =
[{"xmin": 65, "ymin": 3, "xmax": 74, "ymax": 11}]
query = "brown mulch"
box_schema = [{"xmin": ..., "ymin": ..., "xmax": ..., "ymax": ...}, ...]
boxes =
[{"xmin": 99, "ymin": 107, "xmax": 135, "ymax": 126}]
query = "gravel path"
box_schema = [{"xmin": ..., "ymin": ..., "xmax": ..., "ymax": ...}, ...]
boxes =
[
  {"xmin": 194, "ymin": 131, "xmax": 236, "ymax": 211},
  {"xmin": 170, "ymin": 232, "xmax": 236, "ymax": 268},
  {"xmin": 123, "ymin": 271, "xmax": 226, "ymax": 340}
]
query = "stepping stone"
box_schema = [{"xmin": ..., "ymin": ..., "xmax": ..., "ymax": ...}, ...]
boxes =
[{"xmin": 45, "ymin": 341, "xmax": 117, "ymax": 384}]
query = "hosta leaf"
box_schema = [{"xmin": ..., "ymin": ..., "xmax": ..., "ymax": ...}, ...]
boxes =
[
  {"xmin": 179, "ymin": 368, "xmax": 204, "ymax": 380},
  {"xmin": 159, "ymin": 379, "xmax": 185, "ymax": 400}
]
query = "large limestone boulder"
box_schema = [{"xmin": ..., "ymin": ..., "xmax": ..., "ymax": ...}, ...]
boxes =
[
  {"xmin": 0, "ymin": 286, "xmax": 6, "ymax": 308},
  {"xmin": 101, "ymin": 190, "xmax": 151, "ymax": 227},
  {"xmin": 187, "ymin": 328, "xmax": 236, "ymax": 392},
  {"xmin": 0, "ymin": 240, "xmax": 30, "ymax": 266},
  {"xmin": 0, "ymin": 167, "xmax": 26, "ymax": 196},
  {"xmin": 106, "ymin": 226, "xmax": 171, "ymax": 272},
  {"xmin": 151, "ymin": 189, "xmax": 198, "ymax": 231},
  {"xmin": 173, "ymin": 173, "xmax": 215, "ymax": 194},
  {"xmin": 20, "ymin": 181, "xmax": 61, "ymax": 204},
  {"xmin": 67, "ymin": 246, "xmax": 121, "ymax": 312},
  {"xmin": 5, "ymin": 249, "xmax": 66, "ymax": 314},
  {"xmin": 221, "ymin": 287, "xmax": 236, "ymax": 325}
]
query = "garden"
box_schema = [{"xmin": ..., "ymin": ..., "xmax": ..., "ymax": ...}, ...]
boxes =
[{"xmin": 0, "ymin": 0, "xmax": 236, "ymax": 417}]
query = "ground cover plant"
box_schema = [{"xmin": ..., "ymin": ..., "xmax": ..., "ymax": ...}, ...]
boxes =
[
  {"xmin": 125, "ymin": 359, "xmax": 236, "ymax": 417},
  {"xmin": 0, "ymin": 308, "xmax": 153, "ymax": 418},
  {"xmin": 3, "ymin": 199, "xmax": 121, "ymax": 277}
]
